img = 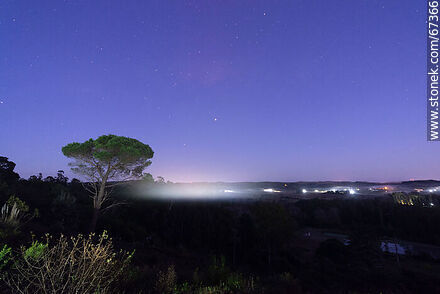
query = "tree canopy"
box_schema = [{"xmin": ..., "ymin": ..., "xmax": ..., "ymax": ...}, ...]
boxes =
[{"xmin": 62, "ymin": 135, "xmax": 154, "ymax": 181}]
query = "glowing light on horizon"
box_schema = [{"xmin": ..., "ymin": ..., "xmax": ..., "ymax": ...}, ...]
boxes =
[{"xmin": 263, "ymin": 188, "xmax": 281, "ymax": 193}]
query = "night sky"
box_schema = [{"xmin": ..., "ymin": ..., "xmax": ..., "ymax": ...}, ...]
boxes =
[{"xmin": 0, "ymin": 0, "xmax": 432, "ymax": 182}]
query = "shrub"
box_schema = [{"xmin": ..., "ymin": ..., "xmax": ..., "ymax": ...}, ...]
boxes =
[
  {"xmin": 155, "ymin": 264, "xmax": 177, "ymax": 294},
  {"xmin": 0, "ymin": 196, "xmax": 37, "ymax": 239},
  {"xmin": 1, "ymin": 196, "xmax": 27, "ymax": 227},
  {"xmin": 23, "ymin": 240, "xmax": 47, "ymax": 260},
  {"xmin": 5, "ymin": 231, "xmax": 133, "ymax": 294},
  {"xmin": 0, "ymin": 244, "xmax": 11, "ymax": 274},
  {"xmin": 172, "ymin": 257, "xmax": 258, "ymax": 294},
  {"xmin": 194, "ymin": 277, "xmax": 257, "ymax": 294},
  {"xmin": 207, "ymin": 256, "xmax": 229, "ymax": 284}
]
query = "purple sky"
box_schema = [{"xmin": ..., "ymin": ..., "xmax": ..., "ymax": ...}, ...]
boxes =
[{"xmin": 0, "ymin": 0, "xmax": 433, "ymax": 183}]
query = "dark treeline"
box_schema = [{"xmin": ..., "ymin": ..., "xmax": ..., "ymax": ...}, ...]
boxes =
[
  {"xmin": 294, "ymin": 197, "xmax": 440, "ymax": 246},
  {"xmin": 1, "ymin": 157, "xmax": 440, "ymax": 293}
]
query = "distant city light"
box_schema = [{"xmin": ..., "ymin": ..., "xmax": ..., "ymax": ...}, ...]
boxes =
[
  {"xmin": 133, "ymin": 182, "xmax": 435, "ymax": 201},
  {"xmin": 263, "ymin": 188, "xmax": 281, "ymax": 193}
]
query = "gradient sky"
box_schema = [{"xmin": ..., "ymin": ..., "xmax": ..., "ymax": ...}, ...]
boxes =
[{"xmin": 0, "ymin": 0, "xmax": 433, "ymax": 182}]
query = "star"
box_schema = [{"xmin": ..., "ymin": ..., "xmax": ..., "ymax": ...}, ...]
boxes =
[{"xmin": 213, "ymin": 117, "xmax": 218, "ymax": 122}]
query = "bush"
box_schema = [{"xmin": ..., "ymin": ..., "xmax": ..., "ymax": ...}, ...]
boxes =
[
  {"xmin": 207, "ymin": 256, "xmax": 229, "ymax": 284},
  {"xmin": 5, "ymin": 231, "xmax": 133, "ymax": 294},
  {"xmin": 0, "ymin": 196, "xmax": 36, "ymax": 232},
  {"xmin": 155, "ymin": 264, "xmax": 177, "ymax": 294},
  {"xmin": 171, "ymin": 256, "xmax": 258, "ymax": 294},
  {"xmin": 0, "ymin": 244, "xmax": 11, "ymax": 275}
]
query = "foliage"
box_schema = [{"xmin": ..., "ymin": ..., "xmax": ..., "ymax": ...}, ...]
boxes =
[
  {"xmin": 173, "ymin": 274, "xmax": 258, "ymax": 294},
  {"xmin": 62, "ymin": 134, "xmax": 154, "ymax": 182},
  {"xmin": 207, "ymin": 256, "xmax": 229, "ymax": 284},
  {"xmin": 6, "ymin": 196, "xmax": 29, "ymax": 214},
  {"xmin": 155, "ymin": 264, "xmax": 177, "ymax": 294},
  {"xmin": 0, "ymin": 202, "xmax": 21, "ymax": 228},
  {"xmin": 142, "ymin": 172, "xmax": 155, "ymax": 183},
  {"xmin": 0, "ymin": 157, "xmax": 20, "ymax": 197},
  {"xmin": 5, "ymin": 231, "xmax": 134, "ymax": 294},
  {"xmin": 0, "ymin": 245, "xmax": 12, "ymax": 273},
  {"xmin": 0, "ymin": 196, "xmax": 36, "ymax": 237},
  {"xmin": 23, "ymin": 241, "xmax": 47, "ymax": 261}
]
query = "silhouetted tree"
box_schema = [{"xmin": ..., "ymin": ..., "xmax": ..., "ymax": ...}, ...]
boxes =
[
  {"xmin": 141, "ymin": 172, "xmax": 154, "ymax": 183},
  {"xmin": 62, "ymin": 135, "xmax": 154, "ymax": 231},
  {"xmin": 0, "ymin": 157, "xmax": 19, "ymax": 197},
  {"xmin": 56, "ymin": 170, "xmax": 68, "ymax": 185}
]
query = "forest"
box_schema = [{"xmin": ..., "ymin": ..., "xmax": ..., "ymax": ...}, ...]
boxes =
[{"xmin": 1, "ymin": 155, "xmax": 440, "ymax": 293}]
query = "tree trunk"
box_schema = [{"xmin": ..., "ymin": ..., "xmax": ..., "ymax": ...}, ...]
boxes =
[
  {"xmin": 89, "ymin": 179, "xmax": 107, "ymax": 232},
  {"xmin": 89, "ymin": 207, "xmax": 100, "ymax": 232}
]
